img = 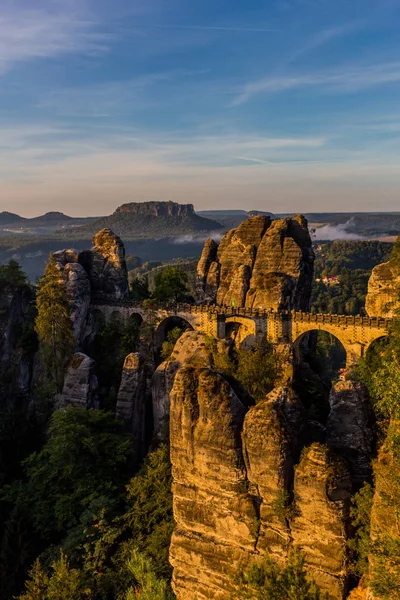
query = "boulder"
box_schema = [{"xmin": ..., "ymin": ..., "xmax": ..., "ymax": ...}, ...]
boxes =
[
  {"xmin": 59, "ymin": 352, "xmax": 99, "ymax": 409},
  {"xmin": 291, "ymin": 443, "xmax": 351, "ymax": 600},
  {"xmin": 327, "ymin": 380, "xmax": 375, "ymax": 485}
]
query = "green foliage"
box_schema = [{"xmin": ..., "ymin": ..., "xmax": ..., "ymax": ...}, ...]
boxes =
[
  {"xmin": 129, "ymin": 276, "xmax": 150, "ymax": 301},
  {"xmin": 311, "ymin": 241, "xmax": 393, "ymax": 316},
  {"xmin": 210, "ymin": 339, "xmax": 280, "ymax": 403},
  {"xmin": 348, "ymin": 483, "xmax": 374, "ymax": 576},
  {"xmin": 124, "ymin": 445, "xmax": 174, "ymax": 580},
  {"xmin": 125, "ymin": 549, "xmax": 175, "ymax": 600},
  {"xmin": 0, "ymin": 259, "xmax": 28, "ymax": 289},
  {"xmin": 390, "ymin": 234, "xmax": 400, "ymax": 268},
  {"xmin": 234, "ymin": 342, "xmax": 281, "ymax": 402},
  {"xmin": 91, "ymin": 318, "xmax": 140, "ymax": 409},
  {"xmin": 237, "ymin": 549, "xmax": 326, "ymax": 600},
  {"xmin": 19, "ymin": 407, "xmax": 132, "ymax": 538},
  {"xmin": 355, "ymin": 320, "xmax": 400, "ymax": 419},
  {"xmin": 17, "ymin": 552, "xmax": 90, "ymax": 600},
  {"xmin": 161, "ymin": 327, "xmax": 184, "ymax": 360},
  {"xmin": 153, "ymin": 267, "xmax": 188, "ymax": 303},
  {"xmin": 35, "ymin": 254, "xmax": 74, "ymax": 392},
  {"xmin": 368, "ymin": 422, "xmax": 400, "ymax": 599}
]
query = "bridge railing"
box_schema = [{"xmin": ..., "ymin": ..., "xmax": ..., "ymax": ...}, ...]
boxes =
[{"xmin": 90, "ymin": 295, "xmax": 394, "ymax": 329}]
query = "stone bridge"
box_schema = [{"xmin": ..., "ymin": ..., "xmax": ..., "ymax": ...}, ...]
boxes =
[{"xmin": 91, "ymin": 298, "xmax": 393, "ymax": 371}]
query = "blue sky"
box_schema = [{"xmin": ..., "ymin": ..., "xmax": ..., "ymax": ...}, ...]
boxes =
[{"xmin": 1, "ymin": 0, "xmax": 400, "ymax": 216}]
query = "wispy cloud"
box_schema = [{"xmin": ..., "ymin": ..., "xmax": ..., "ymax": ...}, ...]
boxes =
[
  {"xmin": 233, "ymin": 61, "xmax": 400, "ymax": 105},
  {"xmin": 144, "ymin": 24, "xmax": 281, "ymax": 33},
  {"xmin": 0, "ymin": 2, "xmax": 110, "ymax": 75}
]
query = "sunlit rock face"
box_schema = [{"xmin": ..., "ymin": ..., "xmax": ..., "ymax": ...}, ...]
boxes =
[
  {"xmin": 79, "ymin": 228, "xmax": 129, "ymax": 300},
  {"xmin": 242, "ymin": 386, "xmax": 306, "ymax": 561},
  {"xmin": 197, "ymin": 214, "xmax": 314, "ymax": 311},
  {"xmin": 291, "ymin": 443, "xmax": 352, "ymax": 600},
  {"xmin": 169, "ymin": 366, "xmax": 254, "ymax": 600},
  {"xmin": 365, "ymin": 256, "xmax": 400, "ymax": 317}
]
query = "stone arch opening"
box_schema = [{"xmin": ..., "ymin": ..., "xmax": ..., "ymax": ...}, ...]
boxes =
[
  {"xmin": 225, "ymin": 316, "xmax": 257, "ymax": 349},
  {"xmin": 129, "ymin": 312, "xmax": 143, "ymax": 328},
  {"xmin": 155, "ymin": 315, "xmax": 193, "ymax": 353},
  {"xmin": 293, "ymin": 329, "xmax": 347, "ymax": 425}
]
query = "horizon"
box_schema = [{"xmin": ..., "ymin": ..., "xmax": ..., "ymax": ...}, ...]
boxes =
[{"xmin": 1, "ymin": 1, "xmax": 400, "ymax": 216}]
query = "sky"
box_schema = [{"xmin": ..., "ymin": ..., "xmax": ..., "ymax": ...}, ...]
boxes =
[{"xmin": 1, "ymin": 0, "xmax": 400, "ymax": 217}]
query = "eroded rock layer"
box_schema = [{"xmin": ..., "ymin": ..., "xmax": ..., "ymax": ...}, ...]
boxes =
[
  {"xmin": 291, "ymin": 443, "xmax": 351, "ymax": 600},
  {"xmin": 169, "ymin": 366, "xmax": 254, "ymax": 600},
  {"xmin": 59, "ymin": 352, "xmax": 99, "ymax": 409},
  {"xmin": 365, "ymin": 247, "xmax": 400, "ymax": 317},
  {"xmin": 197, "ymin": 214, "xmax": 314, "ymax": 310}
]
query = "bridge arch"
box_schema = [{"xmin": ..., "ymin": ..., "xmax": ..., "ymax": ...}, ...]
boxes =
[
  {"xmin": 225, "ymin": 316, "xmax": 258, "ymax": 349},
  {"xmin": 155, "ymin": 315, "xmax": 194, "ymax": 350},
  {"xmin": 293, "ymin": 329, "xmax": 346, "ymax": 375}
]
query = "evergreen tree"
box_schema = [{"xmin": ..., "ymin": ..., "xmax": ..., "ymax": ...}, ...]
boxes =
[
  {"xmin": 153, "ymin": 267, "xmax": 188, "ymax": 304},
  {"xmin": 35, "ymin": 254, "xmax": 74, "ymax": 392}
]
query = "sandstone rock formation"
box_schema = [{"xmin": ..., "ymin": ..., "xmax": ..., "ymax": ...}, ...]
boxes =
[
  {"xmin": 291, "ymin": 443, "xmax": 351, "ymax": 599},
  {"xmin": 53, "ymin": 250, "xmax": 91, "ymax": 346},
  {"xmin": 116, "ymin": 352, "xmax": 147, "ymax": 460},
  {"xmin": 79, "ymin": 228, "xmax": 129, "ymax": 300},
  {"xmin": 53, "ymin": 229, "xmax": 130, "ymax": 348},
  {"xmin": 242, "ymin": 386, "xmax": 305, "ymax": 561},
  {"xmin": 169, "ymin": 366, "xmax": 254, "ymax": 600},
  {"xmin": 365, "ymin": 249, "xmax": 400, "ymax": 317},
  {"xmin": 59, "ymin": 352, "xmax": 99, "ymax": 409},
  {"xmin": 197, "ymin": 214, "xmax": 314, "ymax": 310},
  {"xmin": 327, "ymin": 380, "xmax": 375, "ymax": 485},
  {"xmin": 151, "ymin": 330, "xmax": 214, "ymax": 441}
]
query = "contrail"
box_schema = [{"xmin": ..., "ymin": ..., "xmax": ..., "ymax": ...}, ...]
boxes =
[{"xmin": 148, "ymin": 24, "xmax": 281, "ymax": 33}]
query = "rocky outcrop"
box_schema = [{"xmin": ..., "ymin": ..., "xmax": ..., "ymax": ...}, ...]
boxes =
[
  {"xmin": 53, "ymin": 250, "xmax": 91, "ymax": 346},
  {"xmin": 365, "ymin": 257, "xmax": 400, "ymax": 317},
  {"xmin": 291, "ymin": 443, "xmax": 351, "ymax": 599},
  {"xmin": 197, "ymin": 214, "xmax": 314, "ymax": 310},
  {"xmin": 242, "ymin": 386, "xmax": 306, "ymax": 561},
  {"xmin": 79, "ymin": 228, "xmax": 129, "ymax": 300},
  {"xmin": 196, "ymin": 238, "xmax": 219, "ymax": 302},
  {"xmin": 151, "ymin": 330, "xmax": 214, "ymax": 441},
  {"xmin": 59, "ymin": 353, "xmax": 99, "ymax": 409},
  {"xmin": 169, "ymin": 366, "xmax": 254, "ymax": 600},
  {"xmin": 327, "ymin": 381, "xmax": 375, "ymax": 485},
  {"xmin": 116, "ymin": 352, "xmax": 147, "ymax": 460}
]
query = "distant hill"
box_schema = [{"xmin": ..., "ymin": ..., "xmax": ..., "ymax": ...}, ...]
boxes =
[
  {"xmin": 29, "ymin": 211, "xmax": 74, "ymax": 224},
  {"xmin": 0, "ymin": 212, "xmax": 25, "ymax": 225},
  {"xmin": 76, "ymin": 201, "xmax": 223, "ymax": 239}
]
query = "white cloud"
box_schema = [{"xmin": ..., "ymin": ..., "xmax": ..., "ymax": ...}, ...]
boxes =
[
  {"xmin": 0, "ymin": 1, "xmax": 110, "ymax": 75},
  {"xmin": 233, "ymin": 62, "xmax": 400, "ymax": 105}
]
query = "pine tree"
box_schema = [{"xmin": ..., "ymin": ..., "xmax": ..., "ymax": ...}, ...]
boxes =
[
  {"xmin": 35, "ymin": 254, "xmax": 74, "ymax": 392},
  {"xmin": 17, "ymin": 559, "xmax": 49, "ymax": 600}
]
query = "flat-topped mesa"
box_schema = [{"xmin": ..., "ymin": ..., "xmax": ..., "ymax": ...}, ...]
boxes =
[
  {"xmin": 114, "ymin": 201, "xmax": 195, "ymax": 218},
  {"xmin": 197, "ymin": 214, "xmax": 314, "ymax": 311}
]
